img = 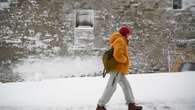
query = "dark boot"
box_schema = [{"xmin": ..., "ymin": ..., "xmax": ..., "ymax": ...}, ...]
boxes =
[
  {"xmin": 96, "ymin": 105, "xmax": 107, "ymax": 110},
  {"xmin": 128, "ymin": 103, "xmax": 143, "ymax": 110}
]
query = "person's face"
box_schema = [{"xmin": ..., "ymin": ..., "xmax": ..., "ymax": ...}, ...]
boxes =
[{"xmin": 126, "ymin": 34, "xmax": 132, "ymax": 40}]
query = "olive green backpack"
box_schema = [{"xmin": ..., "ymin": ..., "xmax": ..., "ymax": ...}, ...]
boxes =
[{"xmin": 102, "ymin": 48, "xmax": 118, "ymax": 77}]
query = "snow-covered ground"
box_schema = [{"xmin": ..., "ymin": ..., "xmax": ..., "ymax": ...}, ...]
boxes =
[{"xmin": 0, "ymin": 71, "xmax": 195, "ymax": 110}]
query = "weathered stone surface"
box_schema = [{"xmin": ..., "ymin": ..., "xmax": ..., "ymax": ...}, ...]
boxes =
[{"xmin": 0, "ymin": 0, "xmax": 194, "ymax": 73}]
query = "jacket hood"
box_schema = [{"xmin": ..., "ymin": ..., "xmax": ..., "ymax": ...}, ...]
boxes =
[{"xmin": 109, "ymin": 32, "xmax": 123, "ymax": 45}]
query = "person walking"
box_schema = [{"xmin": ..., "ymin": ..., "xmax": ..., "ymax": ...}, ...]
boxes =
[{"xmin": 96, "ymin": 25, "xmax": 143, "ymax": 110}]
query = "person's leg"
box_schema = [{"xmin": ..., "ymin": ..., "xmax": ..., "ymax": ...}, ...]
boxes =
[
  {"xmin": 117, "ymin": 74, "xmax": 143, "ymax": 110},
  {"xmin": 98, "ymin": 73, "xmax": 118, "ymax": 106},
  {"xmin": 117, "ymin": 74, "xmax": 135, "ymax": 104}
]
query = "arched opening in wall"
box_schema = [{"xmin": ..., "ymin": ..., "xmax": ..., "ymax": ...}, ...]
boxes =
[
  {"xmin": 173, "ymin": 0, "xmax": 182, "ymax": 9},
  {"xmin": 75, "ymin": 9, "xmax": 94, "ymax": 29},
  {"xmin": 73, "ymin": 9, "xmax": 95, "ymax": 50}
]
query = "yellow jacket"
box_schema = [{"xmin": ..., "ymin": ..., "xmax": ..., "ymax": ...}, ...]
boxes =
[{"xmin": 109, "ymin": 32, "xmax": 131, "ymax": 74}]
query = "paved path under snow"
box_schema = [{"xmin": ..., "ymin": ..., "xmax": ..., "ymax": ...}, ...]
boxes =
[{"xmin": 0, "ymin": 72, "xmax": 195, "ymax": 110}]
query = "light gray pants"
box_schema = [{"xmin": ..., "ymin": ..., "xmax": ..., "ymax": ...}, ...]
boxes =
[{"xmin": 98, "ymin": 72, "xmax": 135, "ymax": 106}]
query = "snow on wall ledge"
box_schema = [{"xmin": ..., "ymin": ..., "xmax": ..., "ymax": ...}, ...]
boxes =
[{"xmin": 0, "ymin": 71, "xmax": 195, "ymax": 110}]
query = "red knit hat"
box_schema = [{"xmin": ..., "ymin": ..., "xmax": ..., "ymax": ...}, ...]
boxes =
[{"xmin": 119, "ymin": 25, "xmax": 132, "ymax": 36}]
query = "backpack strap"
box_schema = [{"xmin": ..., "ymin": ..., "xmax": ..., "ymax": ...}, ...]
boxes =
[
  {"xmin": 112, "ymin": 73, "xmax": 118, "ymax": 86},
  {"xmin": 102, "ymin": 68, "xmax": 106, "ymax": 78}
]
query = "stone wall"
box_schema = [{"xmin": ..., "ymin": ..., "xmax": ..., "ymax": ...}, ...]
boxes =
[{"xmin": 0, "ymin": 0, "xmax": 194, "ymax": 73}]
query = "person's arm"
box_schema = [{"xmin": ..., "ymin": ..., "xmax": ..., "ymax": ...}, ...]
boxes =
[{"xmin": 112, "ymin": 38, "xmax": 127, "ymax": 64}]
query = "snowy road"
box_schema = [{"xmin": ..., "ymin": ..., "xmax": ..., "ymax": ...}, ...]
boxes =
[{"xmin": 0, "ymin": 71, "xmax": 195, "ymax": 110}]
